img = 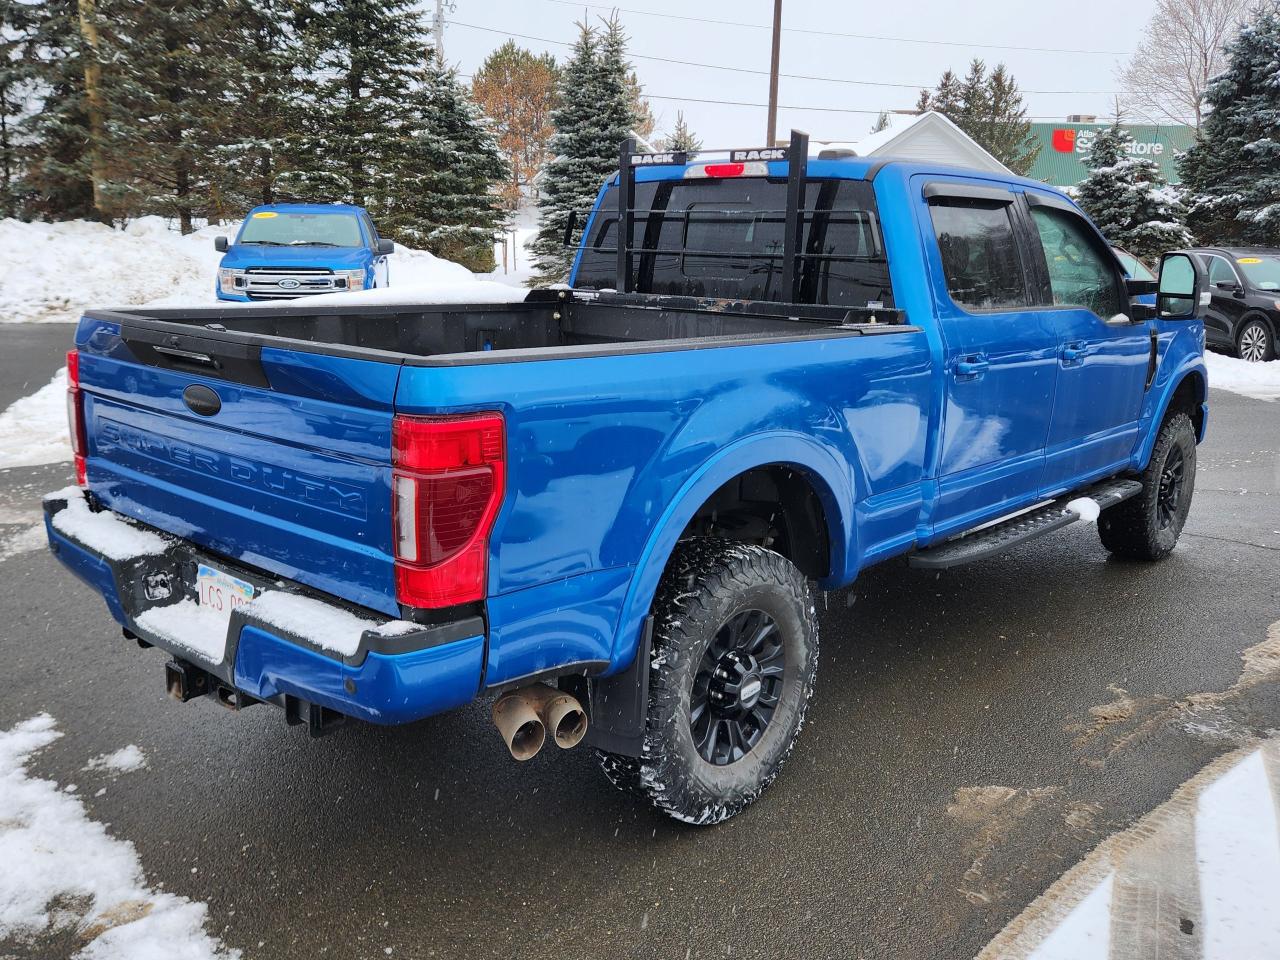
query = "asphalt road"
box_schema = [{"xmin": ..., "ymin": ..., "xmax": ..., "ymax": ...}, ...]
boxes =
[{"xmin": 2, "ymin": 327, "xmax": 1278, "ymax": 960}]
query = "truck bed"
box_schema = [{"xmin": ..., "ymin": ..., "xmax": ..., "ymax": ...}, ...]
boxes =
[{"xmin": 87, "ymin": 290, "xmax": 907, "ymax": 371}]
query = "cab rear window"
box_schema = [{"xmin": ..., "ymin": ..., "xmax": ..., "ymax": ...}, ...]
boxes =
[{"xmin": 575, "ymin": 177, "xmax": 893, "ymax": 308}]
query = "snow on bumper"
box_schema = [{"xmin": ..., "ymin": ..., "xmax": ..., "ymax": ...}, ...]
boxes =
[{"xmin": 42, "ymin": 488, "xmax": 484, "ymax": 724}]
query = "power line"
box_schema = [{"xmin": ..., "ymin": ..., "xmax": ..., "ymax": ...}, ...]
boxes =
[
  {"xmin": 540, "ymin": 0, "xmax": 1133, "ymax": 56},
  {"xmin": 451, "ymin": 22, "xmax": 1121, "ymax": 96}
]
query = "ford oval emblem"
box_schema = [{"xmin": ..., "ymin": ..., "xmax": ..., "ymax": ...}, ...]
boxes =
[
  {"xmin": 278, "ymin": 278, "xmax": 300, "ymax": 290},
  {"xmin": 183, "ymin": 384, "xmax": 222, "ymax": 417}
]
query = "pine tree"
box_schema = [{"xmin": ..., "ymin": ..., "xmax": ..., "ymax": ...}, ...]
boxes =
[
  {"xmin": 212, "ymin": 0, "xmax": 306, "ymax": 215},
  {"xmin": 869, "ymin": 111, "xmax": 890, "ymax": 134},
  {"xmin": 4, "ymin": 0, "xmax": 97, "ymax": 220},
  {"xmin": 1078, "ymin": 122, "xmax": 1193, "ymax": 260},
  {"xmin": 980, "ymin": 64, "xmax": 1038, "ymax": 175},
  {"xmin": 921, "ymin": 61, "xmax": 1040, "ymax": 175},
  {"xmin": 661, "ymin": 111, "xmax": 701, "ymax": 153},
  {"xmin": 1180, "ymin": 5, "xmax": 1280, "ymax": 245},
  {"xmin": 385, "ymin": 52, "xmax": 507, "ymax": 270},
  {"xmin": 529, "ymin": 18, "xmax": 642, "ymax": 285},
  {"xmin": 278, "ymin": 0, "xmax": 429, "ymax": 208},
  {"xmin": 103, "ymin": 0, "xmax": 244, "ymax": 232}
]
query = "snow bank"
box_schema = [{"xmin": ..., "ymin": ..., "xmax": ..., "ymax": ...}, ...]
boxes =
[
  {"xmin": 47, "ymin": 486, "xmax": 169, "ymax": 561},
  {"xmin": 0, "ymin": 216, "xmax": 529, "ymax": 324},
  {"xmin": 1205, "ymin": 351, "xmax": 1280, "ymax": 401},
  {"xmin": 0, "ymin": 714, "xmax": 238, "ymax": 958},
  {"xmin": 0, "ymin": 217, "xmax": 224, "ymax": 323},
  {"xmin": 0, "ymin": 367, "xmax": 71, "ymax": 468}
]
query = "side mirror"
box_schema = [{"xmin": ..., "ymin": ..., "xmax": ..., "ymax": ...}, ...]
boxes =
[
  {"xmin": 1156, "ymin": 252, "xmax": 1210, "ymax": 320},
  {"xmin": 1125, "ymin": 277, "xmax": 1156, "ymax": 299},
  {"xmin": 376, "ymin": 238, "xmax": 394, "ymax": 255},
  {"xmin": 214, "ymin": 236, "xmax": 229, "ymax": 253}
]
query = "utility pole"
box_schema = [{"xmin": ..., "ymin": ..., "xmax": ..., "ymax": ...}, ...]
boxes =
[
  {"xmin": 76, "ymin": 0, "xmax": 110, "ymax": 222},
  {"xmin": 766, "ymin": 0, "xmax": 782, "ymax": 146},
  {"xmin": 433, "ymin": 0, "xmax": 448, "ymax": 61}
]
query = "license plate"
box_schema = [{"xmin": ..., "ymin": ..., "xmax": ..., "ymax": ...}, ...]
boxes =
[{"xmin": 196, "ymin": 563, "xmax": 255, "ymax": 629}]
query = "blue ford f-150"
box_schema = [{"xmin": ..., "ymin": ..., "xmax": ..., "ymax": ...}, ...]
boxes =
[
  {"xmin": 46, "ymin": 133, "xmax": 1211, "ymax": 824},
  {"xmin": 213, "ymin": 202, "xmax": 394, "ymax": 302}
]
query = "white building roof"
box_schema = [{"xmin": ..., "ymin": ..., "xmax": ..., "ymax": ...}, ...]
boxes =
[{"xmin": 815, "ymin": 111, "xmax": 1010, "ymax": 174}]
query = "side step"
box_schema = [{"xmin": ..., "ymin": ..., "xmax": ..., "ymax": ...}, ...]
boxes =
[{"xmin": 908, "ymin": 479, "xmax": 1143, "ymax": 570}]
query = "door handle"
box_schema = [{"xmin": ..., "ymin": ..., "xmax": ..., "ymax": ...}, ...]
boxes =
[
  {"xmin": 1062, "ymin": 342, "xmax": 1090, "ymax": 365},
  {"xmin": 955, "ymin": 356, "xmax": 989, "ymax": 379}
]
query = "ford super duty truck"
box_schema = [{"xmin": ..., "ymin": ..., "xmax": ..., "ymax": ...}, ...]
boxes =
[
  {"xmin": 213, "ymin": 202, "xmax": 394, "ymax": 302},
  {"xmin": 45, "ymin": 133, "xmax": 1211, "ymax": 824}
]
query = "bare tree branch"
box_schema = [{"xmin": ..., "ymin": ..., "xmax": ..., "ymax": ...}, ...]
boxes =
[{"xmin": 1118, "ymin": 0, "xmax": 1254, "ymax": 128}]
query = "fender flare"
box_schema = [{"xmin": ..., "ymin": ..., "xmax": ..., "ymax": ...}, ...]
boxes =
[
  {"xmin": 605, "ymin": 431, "xmax": 856, "ymax": 676},
  {"xmin": 1137, "ymin": 358, "xmax": 1208, "ymax": 467}
]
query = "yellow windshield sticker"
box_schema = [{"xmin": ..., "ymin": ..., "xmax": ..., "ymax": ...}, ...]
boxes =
[
  {"xmin": 252, "ymin": 211, "xmax": 278, "ymax": 219},
  {"xmin": 1237, "ymin": 257, "xmax": 1262, "ymax": 264}
]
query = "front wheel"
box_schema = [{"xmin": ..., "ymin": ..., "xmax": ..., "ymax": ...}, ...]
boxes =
[
  {"xmin": 1098, "ymin": 412, "xmax": 1197, "ymax": 560},
  {"xmin": 596, "ymin": 539, "xmax": 818, "ymax": 825},
  {"xmin": 1237, "ymin": 319, "xmax": 1276, "ymax": 363}
]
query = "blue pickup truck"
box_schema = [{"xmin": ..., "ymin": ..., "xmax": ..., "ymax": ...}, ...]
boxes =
[
  {"xmin": 213, "ymin": 203, "xmax": 393, "ymax": 302},
  {"xmin": 46, "ymin": 133, "xmax": 1210, "ymax": 824}
]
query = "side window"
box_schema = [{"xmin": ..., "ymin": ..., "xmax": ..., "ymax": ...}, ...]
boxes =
[
  {"xmin": 1207, "ymin": 256, "xmax": 1237, "ymax": 287},
  {"xmin": 1029, "ymin": 207, "xmax": 1122, "ymax": 317},
  {"xmin": 929, "ymin": 200, "xmax": 1029, "ymax": 310}
]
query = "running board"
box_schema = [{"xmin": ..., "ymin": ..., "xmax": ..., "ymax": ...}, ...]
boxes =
[{"xmin": 909, "ymin": 479, "xmax": 1144, "ymax": 570}]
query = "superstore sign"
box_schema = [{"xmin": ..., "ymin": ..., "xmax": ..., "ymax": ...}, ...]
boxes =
[{"xmin": 1050, "ymin": 127, "xmax": 1165, "ymax": 157}]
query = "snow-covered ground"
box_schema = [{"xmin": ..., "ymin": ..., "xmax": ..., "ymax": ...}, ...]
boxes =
[
  {"xmin": 0, "ymin": 215, "xmax": 530, "ymax": 326},
  {"xmin": 1205, "ymin": 350, "xmax": 1280, "ymax": 401},
  {"xmin": 0, "ymin": 714, "xmax": 238, "ymax": 959},
  {"xmin": 0, "ymin": 366, "xmax": 70, "ymax": 468}
]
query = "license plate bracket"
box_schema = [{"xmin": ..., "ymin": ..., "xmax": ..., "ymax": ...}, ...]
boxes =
[{"xmin": 196, "ymin": 563, "xmax": 255, "ymax": 631}]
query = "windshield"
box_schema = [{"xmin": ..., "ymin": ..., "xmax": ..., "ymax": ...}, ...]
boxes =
[
  {"xmin": 1113, "ymin": 247, "xmax": 1156, "ymax": 282},
  {"xmin": 1235, "ymin": 255, "xmax": 1280, "ymax": 291},
  {"xmin": 238, "ymin": 211, "xmax": 364, "ymax": 247}
]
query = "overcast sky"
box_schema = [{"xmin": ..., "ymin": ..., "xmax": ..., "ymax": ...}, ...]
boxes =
[{"xmin": 441, "ymin": 0, "xmax": 1159, "ymax": 147}]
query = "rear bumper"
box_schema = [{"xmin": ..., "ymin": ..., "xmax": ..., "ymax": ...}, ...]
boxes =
[{"xmin": 43, "ymin": 488, "xmax": 485, "ymax": 725}]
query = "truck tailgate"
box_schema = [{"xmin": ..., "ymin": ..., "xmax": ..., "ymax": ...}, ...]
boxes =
[{"xmin": 77, "ymin": 317, "xmax": 402, "ymax": 616}]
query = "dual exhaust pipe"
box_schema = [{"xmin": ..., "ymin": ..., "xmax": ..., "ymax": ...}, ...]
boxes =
[{"xmin": 491, "ymin": 683, "xmax": 588, "ymax": 760}]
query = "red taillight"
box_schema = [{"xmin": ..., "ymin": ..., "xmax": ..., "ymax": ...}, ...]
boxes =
[
  {"xmin": 392, "ymin": 412, "xmax": 505, "ymax": 608},
  {"xmin": 65, "ymin": 349, "xmax": 87, "ymax": 486},
  {"xmin": 702, "ymin": 162, "xmax": 746, "ymax": 178}
]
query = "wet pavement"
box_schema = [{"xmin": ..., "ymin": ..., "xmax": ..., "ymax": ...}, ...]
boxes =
[{"xmin": 1, "ymin": 327, "xmax": 1278, "ymax": 959}]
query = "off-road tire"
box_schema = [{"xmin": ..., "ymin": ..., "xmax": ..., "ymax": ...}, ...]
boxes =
[
  {"xmin": 1098, "ymin": 412, "xmax": 1197, "ymax": 560},
  {"xmin": 1236, "ymin": 318, "xmax": 1276, "ymax": 363},
  {"xmin": 596, "ymin": 538, "xmax": 818, "ymax": 825}
]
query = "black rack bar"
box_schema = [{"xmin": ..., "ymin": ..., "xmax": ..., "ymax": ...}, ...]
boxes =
[
  {"xmin": 780, "ymin": 129, "xmax": 809, "ymax": 305},
  {"xmin": 617, "ymin": 137, "xmax": 637, "ymax": 293},
  {"xmin": 616, "ymin": 131, "xmax": 812, "ymax": 301}
]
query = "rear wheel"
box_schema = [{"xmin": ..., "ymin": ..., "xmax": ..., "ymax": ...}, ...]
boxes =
[
  {"xmin": 1098, "ymin": 412, "xmax": 1197, "ymax": 560},
  {"xmin": 596, "ymin": 539, "xmax": 818, "ymax": 825},
  {"xmin": 1237, "ymin": 319, "xmax": 1275, "ymax": 363}
]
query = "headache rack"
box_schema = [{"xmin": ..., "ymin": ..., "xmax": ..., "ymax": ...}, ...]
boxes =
[{"xmin": 606, "ymin": 129, "xmax": 887, "ymax": 312}]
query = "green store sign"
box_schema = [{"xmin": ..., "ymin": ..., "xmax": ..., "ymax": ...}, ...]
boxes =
[{"xmin": 1025, "ymin": 123, "xmax": 1196, "ymax": 187}]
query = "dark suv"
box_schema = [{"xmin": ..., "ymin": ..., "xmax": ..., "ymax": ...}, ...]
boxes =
[{"xmin": 1190, "ymin": 247, "xmax": 1280, "ymax": 361}]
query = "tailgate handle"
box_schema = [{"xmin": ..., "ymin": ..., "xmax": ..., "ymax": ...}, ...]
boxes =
[{"xmin": 153, "ymin": 345, "xmax": 219, "ymax": 368}]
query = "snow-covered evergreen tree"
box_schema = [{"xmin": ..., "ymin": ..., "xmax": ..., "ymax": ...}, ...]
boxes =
[
  {"xmin": 1077, "ymin": 123, "xmax": 1193, "ymax": 261},
  {"xmin": 530, "ymin": 18, "xmax": 641, "ymax": 285},
  {"xmin": 212, "ymin": 0, "xmax": 305, "ymax": 215},
  {"xmin": 103, "ymin": 0, "xmax": 244, "ymax": 232},
  {"xmin": 1180, "ymin": 5, "xmax": 1280, "ymax": 245},
  {"xmin": 386, "ymin": 53, "xmax": 507, "ymax": 271},
  {"xmin": 277, "ymin": 0, "xmax": 426, "ymax": 209},
  {"xmin": 661, "ymin": 111, "xmax": 701, "ymax": 153},
  {"xmin": 3, "ymin": 0, "xmax": 97, "ymax": 220}
]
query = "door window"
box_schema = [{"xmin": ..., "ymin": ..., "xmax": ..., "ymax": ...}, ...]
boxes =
[
  {"xmin": 1206, "ymin": 256, "xmax": 1239, "ymax": 288},
  {"xmin": 929, "ymin": 200, "xmax": 1029, "ymax": 310},
  {"xmin": 1029, "ymin": 207, "xmax": 1122, "ymax": 317}
]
